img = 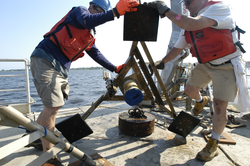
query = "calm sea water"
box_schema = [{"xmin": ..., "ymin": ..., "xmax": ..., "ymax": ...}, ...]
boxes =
[
  {"xmin": 0, "ymin": 70, "xmax": 120, "ymax": 113},
  {"xmin": 0, "ymin": 69, "xmax": 250, "ymax": 113}
]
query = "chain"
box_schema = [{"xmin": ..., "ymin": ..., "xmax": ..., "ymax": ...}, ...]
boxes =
[{"xmin": 128, "ymin": 107, "xmax": 147, "ymax": 119}]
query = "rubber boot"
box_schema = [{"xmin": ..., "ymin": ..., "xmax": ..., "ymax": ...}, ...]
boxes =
[
  {"xmin": 196, "ymin": 138, "xmax": 219, "ymax": 161},
  {"xmin": 192, "ymin": 96, "xmax": 210, "ymax": 115}
]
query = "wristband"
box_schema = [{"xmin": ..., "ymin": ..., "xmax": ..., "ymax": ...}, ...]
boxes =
[
  {"xmin": 165, "ymin": 8, "xmax": 171, "ymax": 13},
  {"xmin": 113, "ymin": 7, "xmax": 120, "ymax": 19}
]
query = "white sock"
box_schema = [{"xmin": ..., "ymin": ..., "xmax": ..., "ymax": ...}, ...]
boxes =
[
  {"xmin": 211, "ymin": 131, "xmax": 221, "ymax": 141},
  {"xmin": 196, "ymin": 96, "xmax": 203, "ymax": 103}
]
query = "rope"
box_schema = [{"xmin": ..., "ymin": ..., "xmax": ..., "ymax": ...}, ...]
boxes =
[
  {"xmin": 18, "ymin": 126, "xmax": 29, "ymax": 132},
  {"xmin": 97, "ymin": 105, "xmax": 128, "ymax": 110},
  {"xmin": 218, "ymin": 145, "xmax": 241, "ymax": 166},
  {"xmin": 19, "ymin": 125, "xmax": 47, "ymax": 138}
]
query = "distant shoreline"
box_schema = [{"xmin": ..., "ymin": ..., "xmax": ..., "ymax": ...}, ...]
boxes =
[{"xmin": 0, "ymin": 67, "xmax": 104, "ymax": 72}]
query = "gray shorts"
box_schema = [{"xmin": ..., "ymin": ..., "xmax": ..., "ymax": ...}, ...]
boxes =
[
  {"xmin": 186, "ymin": 62, "xmax": 237, "ymax": 102},
  {"xmin": 30, "ymin": 56, "xmax": 69, "ymax": 107}
]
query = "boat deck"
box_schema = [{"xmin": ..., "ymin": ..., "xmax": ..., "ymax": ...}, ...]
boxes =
[{"xmin": 1, "ymin": 100, "xmax": 250, "ymax": 166}]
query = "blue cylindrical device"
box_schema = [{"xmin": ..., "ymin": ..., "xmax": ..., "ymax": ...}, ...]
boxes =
[{"xmin": 123, "ymin": 79, "xmax": 143, "ymax": 106}]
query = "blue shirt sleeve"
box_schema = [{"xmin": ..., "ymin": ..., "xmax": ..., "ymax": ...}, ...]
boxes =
[
  {"xmin": 68, "ymin": 6, "xmax": 114, "ymax": 30},
  {"xmin": 86, "ymin": 43, "xmax": 116, "ymax": 72},
  {"xmin": 68, "ymin": 6, "xmax": 116, "ymax": 72}
]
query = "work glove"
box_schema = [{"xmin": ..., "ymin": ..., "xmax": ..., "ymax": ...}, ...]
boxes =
[
  {"xmin": 148, "ymin": 60, "xmax": 165, "ymax": 75},
  {"xmin": 114, "ymin": 0, "xmax": 139, "ymax": 18},
  {"xmin": 144, "ymin": 0, "xmax": 170, "ymax": 18},
  {"xmin": 155, "ymin": 60, "xmax": 165, "ymax": 69},
  {"xmin": 115, "ymin": 64, "xmax": 126, "ymax": 73}
]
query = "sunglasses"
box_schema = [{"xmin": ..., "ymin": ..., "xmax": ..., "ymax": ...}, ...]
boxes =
[{"xmin": 91, "ymin": 4, "xmax": 103, "ymax": 13}]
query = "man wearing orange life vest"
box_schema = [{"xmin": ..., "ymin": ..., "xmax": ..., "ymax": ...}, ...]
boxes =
[
  {"xmin": 30, "ymin": 0, "xmax": 139, "ymax": 165},
  {"xmin": 146, "ymin": 0, "xmax": 246, "ymax": 162}
]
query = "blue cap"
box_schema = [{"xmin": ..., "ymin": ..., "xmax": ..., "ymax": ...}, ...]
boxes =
[
  {"xmin": 89, "ymin": 0, "xmax": 112, "ymax": 11},
  {"xmin": 124, "ymin": 89, "xmax": 143, "ymax": 106}
]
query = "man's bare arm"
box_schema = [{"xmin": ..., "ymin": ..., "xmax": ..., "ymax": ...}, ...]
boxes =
[{"xmin": 165, "ymin": 10, "xmax": 217, "ymax": 31}]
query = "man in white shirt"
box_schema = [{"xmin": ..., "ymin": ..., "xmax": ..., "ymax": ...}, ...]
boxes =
[{"xmin": 145, "ymin": 0, "xmax": 245, "ymax": 162}]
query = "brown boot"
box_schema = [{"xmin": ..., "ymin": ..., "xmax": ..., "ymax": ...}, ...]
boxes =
[
  {"xmin": 42, "ymin": 157, "xmax": 64, "ymax": 166},
  {"xmin": 192, "ymin": 96, "xmax": 210, "ymax": 115},
  {"xmin": 196, "ymin": 138, "xmax": 219, "ymax": 161}
]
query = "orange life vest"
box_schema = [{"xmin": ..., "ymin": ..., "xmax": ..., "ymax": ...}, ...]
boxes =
[
  {"xmin": 185, "ymin": 28, "xmax": 236, "ymax": 63},
  {"xmin": 184, "ymin": 1, "xmax": 237, "ymax": 64},
  {"xmin": 44, "ymin": 8, "xmax": 95, "ymax": 61}
]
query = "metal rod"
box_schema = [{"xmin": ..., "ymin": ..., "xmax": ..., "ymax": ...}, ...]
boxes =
[
  {"xmin": 24, "ymin": 59, "xmax": 32, "ymax": 114},
  {"xmin": 140, "ymin": 41, "xmax": 177, "ymax": 118},
  {"xmin": 0, "ymin": 88, "xmax": 26, "ymax": 92},
  {"xmin": 132, "ymin": 44, "xmax": 164, "ymax": 106},
  {"xmin": 81, "ymin": 91, "xmax": 108, "ymax": 120},
  {"xmin": 0, "ymin": 106, "xmax": 96, "ymax": 166},
  {"xmin": 0, "ymin": 75, "xmax": 26, "ymax": 77}
]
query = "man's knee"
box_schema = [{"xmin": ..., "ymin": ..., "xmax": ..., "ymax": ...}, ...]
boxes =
[
  {"xmin": 44, "ymin": 106, "xmax": 62, "ymax": 116},
  {"xmin": 184, "ymin": 88, "xmax": 191, "ymax": 96},
  {"xmin": 184, "ymin": 85, "xmax": 199, "ymax": 95},
  {"xmin": 213, "ymin": 98, "xmax": 228, "ymax": 118}
]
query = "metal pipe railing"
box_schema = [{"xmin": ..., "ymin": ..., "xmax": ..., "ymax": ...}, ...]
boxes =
[{"xmin": 0, "ymin": 59, "xmax": 34, "ymax": 115}]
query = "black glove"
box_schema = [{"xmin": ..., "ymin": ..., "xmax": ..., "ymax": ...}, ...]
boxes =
[
  {"xmin": 148, "ymin": 60, "xmax": 165, "ymax": 76},
  {"xmin": 144, "ymin": 0, "xmax": 170, "ymax": 18},
  {"xmin": 155, "ymin": 60, "xmax": 165, "ymax": 69}
]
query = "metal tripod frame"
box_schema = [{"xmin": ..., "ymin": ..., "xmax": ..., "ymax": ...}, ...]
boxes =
[{"xmin": 82, "ymin": 41, "xmax": 177, "ymax": 120}]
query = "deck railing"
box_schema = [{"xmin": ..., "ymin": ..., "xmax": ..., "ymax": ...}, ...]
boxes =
[{"xmin": 0, "ymin": 59, "xmax": 35, "ymax": 115}]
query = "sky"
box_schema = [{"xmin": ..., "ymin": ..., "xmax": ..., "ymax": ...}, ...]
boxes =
[{"xmin": 0, "ymin": 0, "xmax": 249, "ymax": 70}]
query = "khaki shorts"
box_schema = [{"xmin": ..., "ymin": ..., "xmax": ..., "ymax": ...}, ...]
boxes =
[
  {"xmin": 30, "ymin": 56, "xmax": 69, "ymax": 107},
  {"xmin": 186, "ymin": 62, "xmax": 237, "ymax": 102}
]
